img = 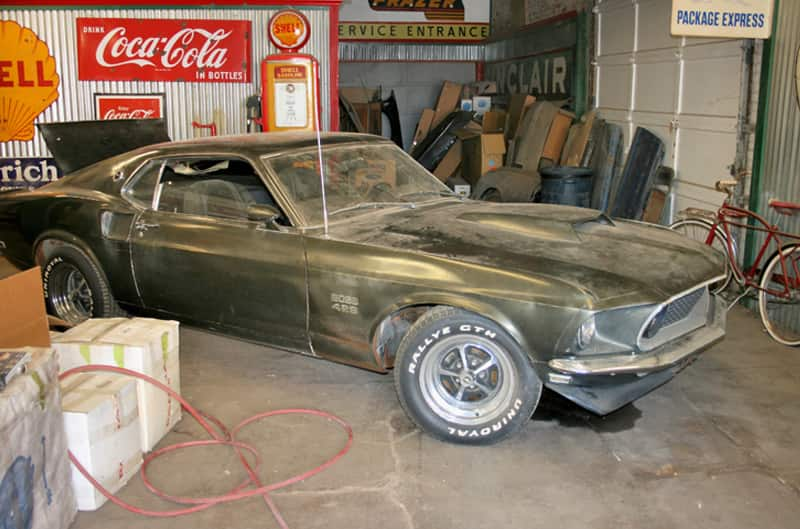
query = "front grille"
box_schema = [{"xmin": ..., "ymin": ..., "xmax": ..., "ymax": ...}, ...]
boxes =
[
  {"xmin": 640, "ymin": 286, "xmax": 710, "ymax": 351},
  {"xmin": 662, "ymin": 287, "xmax": 705, "ymax": 328}
]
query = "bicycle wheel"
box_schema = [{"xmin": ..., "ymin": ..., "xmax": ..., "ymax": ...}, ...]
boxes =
[
  {"xmin": 670, "ymin": 218, "xmax": 734, "ymax": 294},
  {"xmin": 758, "ymin": 244, "xmax": 800, "ymax": 346}
]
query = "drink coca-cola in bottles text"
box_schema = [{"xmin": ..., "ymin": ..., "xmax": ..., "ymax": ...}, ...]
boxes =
[{"xmin": 77, "ymin": 18, "xmax": 251, "ymax": 83}]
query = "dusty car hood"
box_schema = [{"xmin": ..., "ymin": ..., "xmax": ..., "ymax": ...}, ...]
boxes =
[{"xmin": 327, "ymin": 200, "xmax": 725, "ymax": 306}]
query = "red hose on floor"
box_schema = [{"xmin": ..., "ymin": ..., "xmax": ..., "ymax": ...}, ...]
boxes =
[{"xmin": 59, "ymin": 365, "xmax": 354, "ymax": 529}]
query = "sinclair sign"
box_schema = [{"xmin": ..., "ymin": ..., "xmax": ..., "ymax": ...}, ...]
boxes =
[{"xmin": 76, "ymin": 17, "xmax": 251, "ymax": 83}]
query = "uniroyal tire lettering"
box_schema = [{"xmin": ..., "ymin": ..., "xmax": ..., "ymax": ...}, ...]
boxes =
[
  {"xmin": 446, "ymin": 398, "xmax": 523, "ymax": 438},
  {"xmin": 42, "ymin": 257, "xmax": 63, "ymax": 298}
]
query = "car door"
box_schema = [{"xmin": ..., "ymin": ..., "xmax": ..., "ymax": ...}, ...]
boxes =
[{"xmin": 124, "ymin": 156, "xmax": 308, "ymax": 352}]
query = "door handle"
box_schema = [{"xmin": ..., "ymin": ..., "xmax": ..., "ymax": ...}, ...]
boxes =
[{"xmin": 135, "ymin": 220, "xmax": 160, "ymax": 231}]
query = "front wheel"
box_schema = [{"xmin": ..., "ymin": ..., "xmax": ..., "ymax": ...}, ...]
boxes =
[
  {"xmin": 670, "ymin": 218, "xmax": 735, "ymax": 294},
  {"xmin": 758, "ymin": 244, "xmax": 800, "ymax": 346},
  {"xmin": 393, "ymin": 307, "xmax": 542, "ymax": 444}
]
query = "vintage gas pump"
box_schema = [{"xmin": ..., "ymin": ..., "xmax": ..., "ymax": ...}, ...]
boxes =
[{"xmin": 259, "ymin": 10, "xmax": 321, "ymax": 132}]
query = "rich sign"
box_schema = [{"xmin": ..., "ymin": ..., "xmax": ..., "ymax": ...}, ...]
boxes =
[
  {"xmin": 95, "ymin": 94, "xmax": 164, "ymax": 120},
  {"xmin": 0, "ymin": 158, "xmax": 62, "ymax": 191},
  {"xmin": 76, "ymin": 18, "xmax": 251, "ymax": 83}
]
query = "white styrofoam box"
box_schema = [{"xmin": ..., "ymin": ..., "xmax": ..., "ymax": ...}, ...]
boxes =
[
  {"xmin": 0, "ymin": 348, "xmax": 77, "ymax": 529},
  {"xmin": 472, "ymin": 96, "xmax": 492, "ymax": 115},
  {"xmin": 61, "ymin": 373, "xmax": 142, "ymax": 511},
  {"xmin": 52, "ymin": 318, "xmax": 181, "ymax": 452}
]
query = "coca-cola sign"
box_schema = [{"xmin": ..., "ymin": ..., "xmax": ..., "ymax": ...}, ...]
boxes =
[
  {"xmin": 95, "ymin": 93, "xmax": 165, "ymax": 121},
  {"xmin": 77, "ymin": 17, "xmax": 251, "ymax": 83}
]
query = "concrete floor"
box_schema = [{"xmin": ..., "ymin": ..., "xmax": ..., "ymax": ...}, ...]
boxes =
[{"xmin": 3, "ymin": 259, "xmax": 800, "ymax": 528}]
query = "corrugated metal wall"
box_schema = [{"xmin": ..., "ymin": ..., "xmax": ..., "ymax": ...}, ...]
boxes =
[
  {"xmin": 752, "ymin": 0, "xmax": 800, "ymax": 334},
  {"xmin": 339, "ymin": 42, "xmax": 483, "ymax": 62},
  {"xmin": 0, "ymin": 6, "xmax": 332, "ymax": 159}
]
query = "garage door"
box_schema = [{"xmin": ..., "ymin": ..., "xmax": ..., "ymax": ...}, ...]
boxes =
[{"xmin": 594, "ymin": 0, "xmax": 750, "ymax": 218}]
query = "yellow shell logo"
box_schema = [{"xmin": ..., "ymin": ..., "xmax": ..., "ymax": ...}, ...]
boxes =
[{"xmin": 0, "ymin": 20, "xmax": 60, "ymax": 142}]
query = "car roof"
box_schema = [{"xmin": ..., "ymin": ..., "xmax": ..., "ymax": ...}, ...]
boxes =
[{"xmin": 142, "ymin": 131, "xmax": 390, "ymax": 158}]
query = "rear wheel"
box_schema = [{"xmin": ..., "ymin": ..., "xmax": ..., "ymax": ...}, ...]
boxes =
[
  {"xmin": 393, "ymin": 307, "xmax": 541, "ymax": 444},
  {"xmin": 670, "ymin": 218, "xmax": 734, "ymax": 294},
  {"xmin": 42, "ymin": 243, "xmax": 121, "ymax": 324},
  {"xmin": 758, "ymin": 244, "xmax": 800, "ymax": 346}
]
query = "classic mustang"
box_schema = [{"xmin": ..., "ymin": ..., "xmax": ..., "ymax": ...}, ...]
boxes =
[{"xmin": 0, "ymin": 121, "xmax": 727, "ymax": 444}]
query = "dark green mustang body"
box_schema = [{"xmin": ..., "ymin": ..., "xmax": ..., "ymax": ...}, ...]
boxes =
[{"xmin": 0, "ymin": 131, "xmax": 726, "ymax": 430}]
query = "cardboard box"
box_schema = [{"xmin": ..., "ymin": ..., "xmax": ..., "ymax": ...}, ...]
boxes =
[
  {"xmin": 0, "ymin": 267, "xmax": 50, "ymax": 348},
  {"xmin": 53, "ymin": 318, "xmax": 182, "ymax": 452},
  {"xmin": 541, "ymin": 109, "xmax": 575, "ymax": 162},
  {"xmin": 643, "ymin": 188, "xmax": 667, "ymax": 224},
  {"xmin": 62, "ymin": 373, "xmax": 142, "ymax": 511},
  {"xmin": 481, "ymin": 110, "xmax": 507, "ymax": 133},
  {"xmin": 506, "ymin": 94, "xmax": 536, "ymax": 141},
  {"xmin": 339, "ymin": 87, "xmax": 382, "ymax": 134},
  {"xmin": 472, "ymin": 96, "xmax": 492, "ymax": 116},
  {"xmin": 460, "ymin": 132, "xmax": 506, "ymax": 185},
  {"xmin": 432, "ymin": 81, "xmax": 463, "ymax": 128},
  {"xmin": 433, "ymin": 140, "xmax": 462, "ymax": 182},
  {"xmin": 411, "ymin": 108, "xmax": 435, "ymax": 149},
  {"xmin": 561, "ymin": 109, "xmax": 596, "ymax": 166}
]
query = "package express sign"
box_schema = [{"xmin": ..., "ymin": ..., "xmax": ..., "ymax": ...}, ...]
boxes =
[
  {"xmin": 671, "ymin": 0, "xmax": 774, "ymax": 39},
  {"xmin": 76, "ymin": 18, "xmax": 251, "ymax": 82},
  {"xmin": 339, "ymin": 0, "xmax": 490, "ymax": 42}
]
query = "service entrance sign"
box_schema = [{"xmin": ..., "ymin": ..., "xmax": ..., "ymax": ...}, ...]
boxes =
[{"xmin": 671, "ymin": 0, "xmax": 774, "ymax": 39}]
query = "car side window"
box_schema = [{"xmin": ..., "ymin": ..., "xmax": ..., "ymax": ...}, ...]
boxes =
[
  {"xmin": 153, "ymin": 158, "xmax": 286, "ymax": 224},
  {"xmin": 123, "ymin": 160, "xmax": 164, "ymax": 209}
]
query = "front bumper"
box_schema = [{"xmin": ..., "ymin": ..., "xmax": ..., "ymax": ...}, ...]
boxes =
[
  {"xmin": 540, "ymin": 295, "xmax": 726, "ymax": 415},
  {"xmin": 548, "ymin": 295, "xmax": 726, "ymax": 376}
]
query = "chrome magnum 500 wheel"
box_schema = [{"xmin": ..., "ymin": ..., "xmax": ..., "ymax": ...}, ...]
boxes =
[
  {"xmin": 394, "ymin": 307, "xmax": 541, "ymax": 444},
  {"xmin": 42, "ymin": 242, "xmax": 121, "ymax": 324}
]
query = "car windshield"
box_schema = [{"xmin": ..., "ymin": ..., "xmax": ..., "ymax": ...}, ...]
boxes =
[{"xmin": 262, "ymin": 142, "xmax": 454, "ymax": 226}]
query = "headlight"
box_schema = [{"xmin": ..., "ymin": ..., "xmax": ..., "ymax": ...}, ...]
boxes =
[{"xmin": 576, "ymin": 316, "xmax": 596, "ymax": 350}]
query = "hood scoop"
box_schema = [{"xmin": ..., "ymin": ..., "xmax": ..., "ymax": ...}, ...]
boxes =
[{"xmin": 458, "ymin": 211, "xmax": 579, "ymax": 242}]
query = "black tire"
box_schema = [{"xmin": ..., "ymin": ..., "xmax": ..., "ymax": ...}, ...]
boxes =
[
  {"xmin": 758, "ymin": 244, "xmax": 800, "ymax": 346},
  {"xmin": 393, "ymin": 307, "xmax": 542, "ymax": 444},
  {"xmin": 41, "ymin": 242, "xmax": 121, "ymax": 324}
]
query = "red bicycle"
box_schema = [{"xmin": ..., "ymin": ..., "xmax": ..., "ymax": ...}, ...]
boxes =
[{"xmin": 670, "ymin": 180, "xmax": 800, "ymax": 346}]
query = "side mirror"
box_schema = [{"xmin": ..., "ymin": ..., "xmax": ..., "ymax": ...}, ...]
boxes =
[{"xmin": 246, "ymin": 204, "xmax": 281, "ymax": 225}]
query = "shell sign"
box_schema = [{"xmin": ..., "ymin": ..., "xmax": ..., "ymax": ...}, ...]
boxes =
[
  {"xmin": 268, "ymin": 10, "xmax": 311, "ymax": 52},
  {"xmin": 0, "ymin": 21, "xmax": 60, "ymax": 143}
]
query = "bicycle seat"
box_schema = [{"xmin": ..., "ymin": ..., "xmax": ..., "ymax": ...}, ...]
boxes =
[
  {"xmin": 768, "ymin": 199, "xmax": 800, "ymax": 216},
  {"xmin": 715, "ymin": 180, "xmax": 738, "ymax": 195}
]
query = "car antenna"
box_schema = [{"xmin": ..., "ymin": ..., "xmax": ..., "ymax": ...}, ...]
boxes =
[{"xmin": 314, "ymin": 92, "xmax": 329, "ymax": 237}]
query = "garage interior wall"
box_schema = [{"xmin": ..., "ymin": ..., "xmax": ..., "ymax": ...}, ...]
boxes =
[
  {"xmin": 594, "ymin": 0, "xmax": 758, "ymax": 219},
  {"xmin": 338, "ymin": 61, "xmax": 476, "ymax": 151},
  {"xmin": 0, "ymin": 6, "xmax": 333, "ymax": 159}
]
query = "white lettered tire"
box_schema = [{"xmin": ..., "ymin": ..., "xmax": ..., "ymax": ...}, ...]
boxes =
[{"xmin": 393, "ymin": 306, "xmax": 542, "ymax": 444}]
